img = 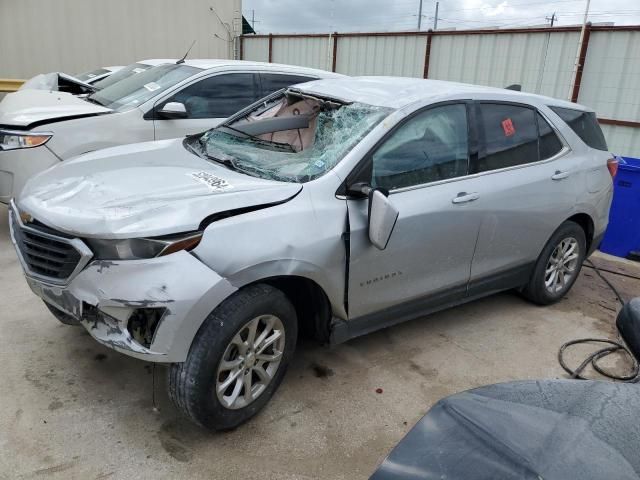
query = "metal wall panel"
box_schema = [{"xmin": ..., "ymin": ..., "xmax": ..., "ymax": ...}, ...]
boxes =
[
  {"xmin": 601, "ymin": 125, "xmax": 640, "ymax": 157},
  {"xmin": 0, "ymin": 0, "xmax": 241, "ymax": 78},
  {"xmin": 249, "ymin": 29, "xmax": 638, "ymax": 156},
  {"xmin": 428, "ymin": 31, "xmax": 580, "ymax": 99},
  {"xmin": 335, "ymin": 36, "xmax": 427, "ymax": 77},
  {"xmin": 578, "ymin": 31, "xmax": 640, "ymax": 122},
  {"xmin": 242, "ymin": 37, "xmax": 270, "ymax": 63},
  {"xmin": 272, "ymin": 36, "xmax": 332, "ymax": 71}
]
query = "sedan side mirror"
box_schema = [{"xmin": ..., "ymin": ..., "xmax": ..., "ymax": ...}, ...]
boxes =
[
  {"xmin": 368, "ymin": 188, "xmax": 399, "ymax": 250},
  {"xmin": 158, "ymin": 101, "xmax": 188, "ymax": 119}
]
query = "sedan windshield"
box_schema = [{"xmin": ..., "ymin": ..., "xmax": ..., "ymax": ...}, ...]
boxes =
[
  {"xmin": 91, "ymin": 62, "xmax": 152, "ymax": 90},
  {"xmin": 190, "ymin": 92, "xmax": 392, "ymax": 183},
  {"xmin": 87, "ymin": 64, "xmax": 200, "ymax": 112},
  {"xmin": 75, "ymin": 68, "xmax": 110, "ymax": 82}
]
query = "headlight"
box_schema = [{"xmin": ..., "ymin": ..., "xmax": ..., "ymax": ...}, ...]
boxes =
[
  {"xmin": 0, "ymin": 130, "xmax": 52, "ymax": 151},
  {"xmin": 86, "ymin": 232, "xmax": 202, "ymax": 260}
]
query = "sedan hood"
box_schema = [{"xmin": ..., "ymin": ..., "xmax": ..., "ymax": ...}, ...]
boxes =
[
  {"xmin": 0, "ymin": 90, "xmax": 111, "ymax": 128},
  {"xmin": 18, "ymin": 139, "xmax": 302, "ymax": 239}
]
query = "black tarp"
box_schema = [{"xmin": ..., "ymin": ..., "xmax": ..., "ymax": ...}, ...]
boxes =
[{"xmin": 371, "ymin": 379, "xmax": 640, "ymax": 479}]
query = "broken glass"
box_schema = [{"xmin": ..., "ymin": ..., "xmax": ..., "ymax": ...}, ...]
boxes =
[{"xmin": 198, "ymin": 100, "xmax": 392, "ymax": 183}]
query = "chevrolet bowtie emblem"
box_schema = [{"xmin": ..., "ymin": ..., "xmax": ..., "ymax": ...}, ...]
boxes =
[{"xmin": 19, "ymin": 211, "xmax": 33, "ymax": 224}]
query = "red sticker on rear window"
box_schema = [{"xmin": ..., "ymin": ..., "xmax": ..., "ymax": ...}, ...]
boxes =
[{"xmin": 502, "ymin": 118, "xmax": 515, "ymax": 137}]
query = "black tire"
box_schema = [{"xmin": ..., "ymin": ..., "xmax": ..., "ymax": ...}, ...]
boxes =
[
  {"xmin": 44, "ymin": 301, "xmax": 80, "ymax": 325},
  {"xmin": 168, "ymin": 284, "xmax": 297, "ymax": 431},
  {"xmin": 522, "ymin": 221, "xmax": 587, "ymax": 305}
]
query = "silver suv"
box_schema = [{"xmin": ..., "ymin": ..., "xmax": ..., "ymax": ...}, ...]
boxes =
[{"xmin": 9, "ymin": 77, "xmax": 615, "ymax": 430}]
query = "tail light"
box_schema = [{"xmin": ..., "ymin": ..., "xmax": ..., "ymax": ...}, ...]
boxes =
[{"xmin": 607, "ymin": 157, "xmax": 619, "ymax": 178}]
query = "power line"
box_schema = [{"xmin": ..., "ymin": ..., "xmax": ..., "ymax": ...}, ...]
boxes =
[{"xmin": 436, "ymin": 0, "xmax": 593, "ymax": 14}]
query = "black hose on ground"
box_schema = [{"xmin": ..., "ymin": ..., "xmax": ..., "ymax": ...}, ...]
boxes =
[
  {"xmin": 583, "ymin": 259, "xmax": 626, "ymax": 307},
  {"xmin": 557, "ymin": 259, "xmax": 639, "ymax": 382}
]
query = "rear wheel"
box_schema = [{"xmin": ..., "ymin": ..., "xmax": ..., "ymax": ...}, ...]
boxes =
[
  {"xmin": 168, "ymin": 284, "xmax": 297, "ymax": 430},
  {"xmin": 522, "ymin": 221, "xmax": 586, "ymax": 305},
  {"xmin": 44, "ymin": 301, "xmax": 80, "ymax": 325}
]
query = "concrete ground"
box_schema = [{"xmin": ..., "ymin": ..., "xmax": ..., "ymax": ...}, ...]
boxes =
[{"xmin": 1, "ymin": 204, "xmax": 638, "ymax": 480}]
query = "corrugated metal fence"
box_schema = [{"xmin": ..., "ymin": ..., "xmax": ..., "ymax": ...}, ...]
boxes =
[{"xmin": 241, "ymin": 25, "xmax": 640, "ymax": 157}]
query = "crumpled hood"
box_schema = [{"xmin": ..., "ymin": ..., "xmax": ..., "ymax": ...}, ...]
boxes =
[
  {"xmin": 0, "ymin": 90, "xmax": 110, "ymax": 128},
  {"xmin": 18, "ymin": 138, "xmax": 302, "ymax": 239},
  {"xmin": 19, "ymin": 72, "xmax": 96, "ymax": 93}
]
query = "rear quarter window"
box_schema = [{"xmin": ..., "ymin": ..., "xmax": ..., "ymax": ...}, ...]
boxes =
[
  {"xmin": 550, "ymin": 106, "xmax": 608, "ymax": 151},
  {"xmin": 537, "ymin": 113, "xmax": 564, "ymax": 160}
]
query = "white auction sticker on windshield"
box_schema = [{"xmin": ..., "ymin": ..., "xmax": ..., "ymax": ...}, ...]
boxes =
[
  {"xmin": 143, "ymin": 82, "xmax": 161, "ymax": 92},
  {"xmin": 133, "ymin": 67, "xmax": 146, "ymax": 74},
  {"xmin": 188, "ymin": 171, "xmax": 232, "ymax": 192}
]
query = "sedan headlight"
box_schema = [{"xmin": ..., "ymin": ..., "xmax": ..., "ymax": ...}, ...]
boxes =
[
  {"xmin": 86, "ymin": 232, "xmax": 202, "ymax": 260},
  {"xmin": 0, "ymin": 130, "xmax": 52, "ymax": 151}
]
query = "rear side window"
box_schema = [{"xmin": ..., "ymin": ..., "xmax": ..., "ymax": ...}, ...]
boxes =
[
  {"xmin": 260, "ymin": 74, "xmax": 316, "ymax": 96},
  {"xmin": 550, "ymin": 106, "xmax": 608, "ymax": 151},
  {"xmin": 473, "ymin": 104, "xmax": 538, "ymax": 173},
  {"xmin": 166, "ymin": 73, "xmax": 260, "ymax": 119},
  {"xmin": 537, "ymin": 113, "xmax": 564, "ymax": 160}
]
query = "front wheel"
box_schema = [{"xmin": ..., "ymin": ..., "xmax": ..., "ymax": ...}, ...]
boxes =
[
  {"xmin": 522, "ymin": 221, "xmax": 586, "ymax": 305},
  {"xmin": 168, "ymin": 284, "xmax": 297, "ymax": 430}
]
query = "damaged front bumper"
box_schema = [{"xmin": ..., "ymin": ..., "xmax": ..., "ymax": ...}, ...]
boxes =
[{"xmin": 10, "ymin": 210, "xmax": 236, "ymax": 362}]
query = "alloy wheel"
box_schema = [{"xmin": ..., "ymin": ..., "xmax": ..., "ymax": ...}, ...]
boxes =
[
  {"xmin": 215, "ymin": 314, "xmax": 286, "ymax": 410},
  {"xmin": 545, "ymin": 237, "xmax": 580, "ymax": 294}
]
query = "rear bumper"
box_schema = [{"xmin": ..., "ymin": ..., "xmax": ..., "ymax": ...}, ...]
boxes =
[{"xmin": 0, "ymin": 145, "xmax": 60, "ymax": 204}]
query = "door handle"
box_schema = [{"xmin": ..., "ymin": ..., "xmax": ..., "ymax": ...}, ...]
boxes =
[
  {"xmin": 551, "ymin": 170, "xmax": 570, "ymax": 180},
  {"xmin": 452, "ymin": 192, "xmax": 480, "ymax": 204}
]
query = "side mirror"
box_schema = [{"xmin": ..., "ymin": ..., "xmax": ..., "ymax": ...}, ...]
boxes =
[
  {"xmin": 158, "ymin": 101, "xmax": 188, "ymax": 119},
  {"xmin": 368, "ymin": 188, "xmax": 399, "ymax": 250}
]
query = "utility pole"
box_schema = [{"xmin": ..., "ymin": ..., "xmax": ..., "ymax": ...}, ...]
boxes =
[
  {"xmin": 251, "ymin": 10, "xmax": 255, "ymax": 30},
  {"xmin": 434, "ymin": 2, "xmax": 439, "ymax": 31},
  {"xmin": 537, "ymin": 12, "xmax": 556, "ymax": 93},
  {"xmin": 569, "ymin": 0, "xmax": 591, "ymax": 100},
  {"xmin": 417, "ymin": 0, "xmax": 423, "ymax": 31},
  {"xmin": 545, "ymin": 12, "xmax": 557, "ymax": 27}
]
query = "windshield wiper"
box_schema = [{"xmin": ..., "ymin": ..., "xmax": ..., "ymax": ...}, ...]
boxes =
[{"xmin": 199, "ymin": 144, "xmax": 243, "ymax": 173}]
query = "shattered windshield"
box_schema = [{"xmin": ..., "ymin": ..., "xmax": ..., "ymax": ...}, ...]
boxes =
[{"xmin": 192, "ymin": 94, "xmax": 392, "ymax": 183}]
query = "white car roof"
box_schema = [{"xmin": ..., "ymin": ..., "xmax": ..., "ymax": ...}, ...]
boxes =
[
  {"xmin": 161, "ymin": 59, "xmax": 343, "ymax": 78},
  {"xmin": 137, "ymin": 59, "xmax": 178, "ymax": 66},
  {"xmin": 293, "ymin": 76, "xmax": 588, "ymax": 111}
]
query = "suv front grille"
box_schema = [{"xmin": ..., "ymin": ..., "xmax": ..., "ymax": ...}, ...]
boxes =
[{"xmin": 9, "ymin": 205, "xmax": 91, "ymax": 283}]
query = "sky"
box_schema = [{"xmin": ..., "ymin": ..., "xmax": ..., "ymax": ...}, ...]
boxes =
[{"xmin": 242, "ymin": 0, "xmax": 640, "ymax": 34}]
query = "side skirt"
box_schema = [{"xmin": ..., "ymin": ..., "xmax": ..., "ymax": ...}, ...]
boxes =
[{"xmin": 330, "ymin": 262, "xmax": 534, "ymax": 345}]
